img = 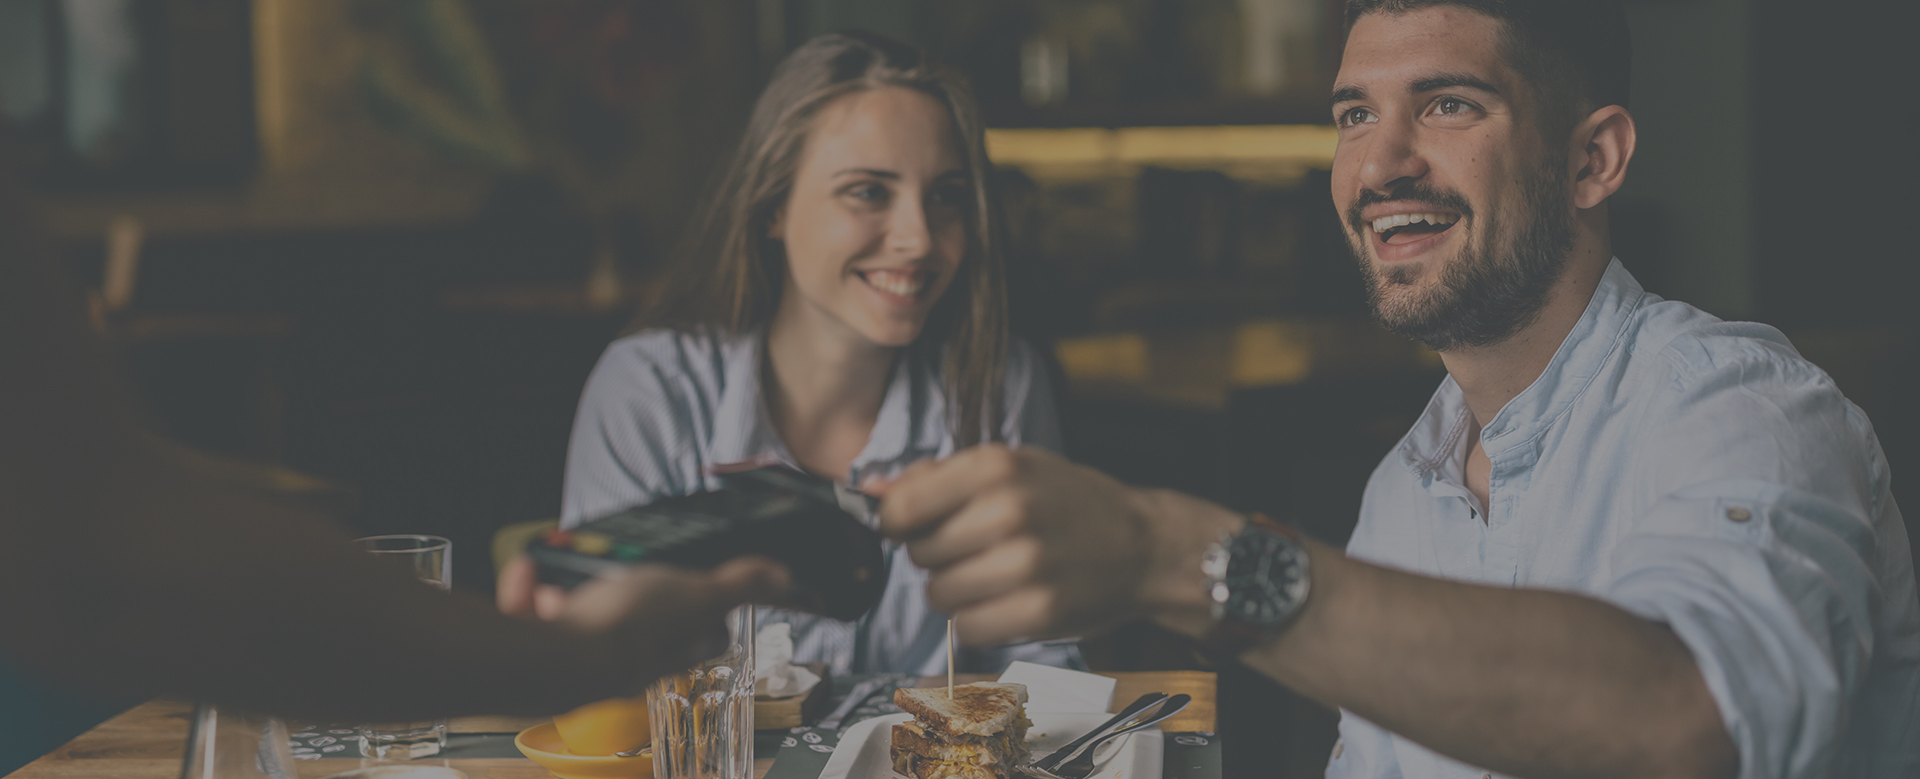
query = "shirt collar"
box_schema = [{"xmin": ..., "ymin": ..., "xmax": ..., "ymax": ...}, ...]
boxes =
[
  {"xmin": 1400, "ymin": 258, "xmax": 1647, "ymax": 474},
  {"xmin": 707, "ymin": 331, "xmax": 950, "ymax": 483}
]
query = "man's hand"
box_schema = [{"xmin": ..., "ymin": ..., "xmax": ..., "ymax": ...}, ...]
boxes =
[
  {"xmin": 872, "ymin": 445, "xmax": 1239, "ymax": 644},
  {"xmin": 499, "ymin": 554, "xmax": 791, "ymax": 691}
]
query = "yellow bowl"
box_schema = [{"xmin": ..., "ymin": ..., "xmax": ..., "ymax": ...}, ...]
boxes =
[
  {"xmin": 552, "ymin": 697, "xmax": 651, "ymax": 756},
  {"xmin": 514, "ymin": 722, "xmax": 653, "ymax": 779}
]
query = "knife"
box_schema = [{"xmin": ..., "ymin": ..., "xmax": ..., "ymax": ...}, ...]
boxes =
[{"xmin": 1032, "ymin": 692, "xmax": 1168, "ymax": 770}]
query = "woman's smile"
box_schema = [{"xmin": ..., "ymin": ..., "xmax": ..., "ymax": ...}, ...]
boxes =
[{"xmin": 854, "ymin": 267, "xmax": 935, "ymax": 303}]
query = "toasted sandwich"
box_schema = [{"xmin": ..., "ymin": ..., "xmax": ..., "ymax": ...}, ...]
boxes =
[{"xmin": 890, "ymin": 682, "xmax": 1032, "ymax": 779}]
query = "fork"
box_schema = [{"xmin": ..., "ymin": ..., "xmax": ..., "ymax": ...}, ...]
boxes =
[{"xmin": 1014, "ymin": 694, "xmax": 1192, "ymax": 779}]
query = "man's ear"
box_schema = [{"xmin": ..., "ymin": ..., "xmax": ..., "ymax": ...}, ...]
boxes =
[{"xmin": 1571, "ymin": 105, "xmax": 1635, "ymax": 210}]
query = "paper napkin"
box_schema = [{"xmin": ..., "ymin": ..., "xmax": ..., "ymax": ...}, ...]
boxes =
[{"xmin": 997, "ymin": 661, "xmax": 1117, "ymax": 714}]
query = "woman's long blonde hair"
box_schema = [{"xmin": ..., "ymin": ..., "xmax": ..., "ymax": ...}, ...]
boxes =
[{"xmin": 632, "ymin": 30, "xmax": 1010, "ymax": 447}]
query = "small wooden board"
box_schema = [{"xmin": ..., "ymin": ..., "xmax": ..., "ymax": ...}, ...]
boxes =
[{"xmin": 753, "ymin": 663, "xmax": 831, "ymax": 729}]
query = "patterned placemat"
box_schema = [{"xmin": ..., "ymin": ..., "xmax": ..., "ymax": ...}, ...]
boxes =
[{"xmin": 762, "ymin": 721, "xmax": 1221, "ymax": 779}]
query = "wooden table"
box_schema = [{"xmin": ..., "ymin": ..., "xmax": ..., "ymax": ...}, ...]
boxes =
[{"xmin": 7, "ymin": 671, "xmax": 1214, "ymax": 779}]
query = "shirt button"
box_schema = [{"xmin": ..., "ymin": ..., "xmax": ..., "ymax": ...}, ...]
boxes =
[{"xmin": 1726, "ymin": 507, "xmax": 1752, "ymax": 522}]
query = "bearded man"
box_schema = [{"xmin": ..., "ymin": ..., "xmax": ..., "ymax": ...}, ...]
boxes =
[{"xmin": 873, "ymin": 1, "xmax": 1920, "ymax": 777}]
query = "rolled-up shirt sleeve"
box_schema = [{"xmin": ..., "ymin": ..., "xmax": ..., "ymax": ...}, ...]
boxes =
[
  {"xmin": 1602, "ymin": 337, "xmax": 1898, "ymax": 778},
  {"xmin": 1606, "ymin": 482, "xmax": 1881, "ymax": 778}
]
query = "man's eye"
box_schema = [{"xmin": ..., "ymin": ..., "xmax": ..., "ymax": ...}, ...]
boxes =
[
  {"xmin": 1339, "ymin": 107, "xmax": 1375, "ymax": 127},
  {"xmin": 1435, "ymin": 98, "xmax": 1471, "ymax": 116}
]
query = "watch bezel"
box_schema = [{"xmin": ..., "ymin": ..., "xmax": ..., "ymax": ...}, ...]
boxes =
[{"xmin": 1221, "ymin": 527, "xmax": 1311, "ymax": 628}]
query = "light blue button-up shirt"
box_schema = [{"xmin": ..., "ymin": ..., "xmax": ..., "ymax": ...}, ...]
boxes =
[
  {"xmin": 560, "ymin": 327, "xmax": 1080, "ymax": 676},
  {"xmin": 1327, "ymin": 260, "xmax": 1919, "ymax": 779}
]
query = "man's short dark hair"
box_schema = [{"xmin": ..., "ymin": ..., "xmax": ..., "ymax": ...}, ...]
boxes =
[{"xmin": 1345, "ymin": 0, "xmax": 1630, "ymax": 134}]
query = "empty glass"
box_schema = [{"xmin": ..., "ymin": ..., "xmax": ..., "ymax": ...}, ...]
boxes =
[
  {"xmin": 351, "ymin": 535, "xmax": 452, "ymax": 760},
  {"xmin": 179, "ymin": 703, "xmax": 297, "ymax": 779}
]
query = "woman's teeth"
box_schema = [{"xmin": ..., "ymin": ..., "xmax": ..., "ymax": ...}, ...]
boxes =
[
  {"xmin": 1370, "ymin": 212, "xmax": 1461, "ymax": 234},
  {"xmin": 861, "ymin": 270, "xmax": 925, "ymax": 297}
]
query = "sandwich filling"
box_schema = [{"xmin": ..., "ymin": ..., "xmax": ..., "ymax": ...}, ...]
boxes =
[{"xmin": 890, "ymin": 682, "xmax": 1031, "ymax": 779}]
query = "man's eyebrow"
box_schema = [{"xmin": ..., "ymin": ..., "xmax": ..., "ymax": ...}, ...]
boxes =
[
  {"xmin": 1409, "ymin": 72, "xmax": 1501, "ymax": 96},
  {"xmin": 1331, "ymin": 85, "xmax": 1368, "ymax": 106}
]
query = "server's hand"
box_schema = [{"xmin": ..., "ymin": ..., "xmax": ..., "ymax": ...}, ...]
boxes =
[{"xmin": 499, "ymin": 554, "xmax": 791, "ymax": 687}]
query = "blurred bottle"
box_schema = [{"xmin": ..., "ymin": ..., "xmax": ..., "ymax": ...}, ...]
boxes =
[
  {"xmin": 1020, "ymin": 35, "xmax": 1070, "ymax": 106},
  {"xmin": 1233, "ymin": 0, "xmax": 1323, "ymax": 97}
]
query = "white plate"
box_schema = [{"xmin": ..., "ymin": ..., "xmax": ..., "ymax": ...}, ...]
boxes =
[{"xmin": 819, "ymin": 712, "xmax": 1161, "ymax": 779}]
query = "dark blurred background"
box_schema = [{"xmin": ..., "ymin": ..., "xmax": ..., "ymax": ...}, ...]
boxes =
[{"xmin": 2, "ymin": 1, "xmax": 1911, "ymax": 777}]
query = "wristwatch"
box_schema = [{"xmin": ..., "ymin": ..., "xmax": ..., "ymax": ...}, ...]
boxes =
[{"xmin": 1200, "ymin": 513, "xmax": 1311, "ymax": 656}]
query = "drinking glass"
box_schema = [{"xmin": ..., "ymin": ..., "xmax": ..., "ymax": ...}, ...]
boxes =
[
  {"xmin": 648, "ymin": 605, "xmax": 755, "ymax": 779},
  {"xmin": 352, "ymin": 534, "xmax": 452, "ymax": 760},
  {"xmin": 180, "ymin": 703, "xmax": 297, "ymax": 779}
]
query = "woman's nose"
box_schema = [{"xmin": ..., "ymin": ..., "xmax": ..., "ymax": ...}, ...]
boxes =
[{"xmin": 886, "ymin": 197, "xmax": 932, "ymax": 257}]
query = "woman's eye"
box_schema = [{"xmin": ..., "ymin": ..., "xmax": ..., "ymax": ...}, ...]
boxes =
[
  {"xmin": 929, "ymin": 185, "xmax": 970, "ymax": 208},
  {"xmin": 847, "ymin": 183, "xmax": 889, "ymax": 204}
]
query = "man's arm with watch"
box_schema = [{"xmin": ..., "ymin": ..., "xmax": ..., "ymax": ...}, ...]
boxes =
[{"xmin": 875, "ymin": 446, "xmax": 1734, "ymax": 779}]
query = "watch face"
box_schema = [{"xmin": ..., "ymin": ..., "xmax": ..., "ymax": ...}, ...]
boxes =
[{"xmin": 1224, "ymin": 529, "xmax": 1309, "ymax": 627}]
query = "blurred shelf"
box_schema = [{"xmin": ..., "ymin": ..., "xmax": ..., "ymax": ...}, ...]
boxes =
[
  {"xmin": 109, "ymin": 312, "xmax": 293, "ymax": 344},
  {"xmin": 986, "ymin": 124, "xmax": 1336, "ymax": 173},
  {"xmin": 437, "ymin": 281, "xmax": 655, "ymax": 318},
  {"xmin": 36, "ymin": 169, "xmax": 495, "ymax": 241},
  {"xmin": 983, "ymin": 95, "xmax": 1334, "ymax": 129},
  {"xmin": 1057, "ymin": 318, "xmax": 1440, "ymax": 411}
]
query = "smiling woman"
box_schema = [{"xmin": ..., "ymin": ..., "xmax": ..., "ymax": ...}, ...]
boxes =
[{"xmin": 522, "ymin": 31, "xmax": 1078, "ymax": 678}]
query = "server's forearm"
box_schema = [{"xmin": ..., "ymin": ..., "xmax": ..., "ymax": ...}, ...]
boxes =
[{"xmin": 0, "ymin": 205, "xmax": 655, "ymax": 720}]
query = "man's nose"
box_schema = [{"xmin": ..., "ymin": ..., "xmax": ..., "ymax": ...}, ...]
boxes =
[
  {"xmin": 887, "ymin": 196, "xmax": 931, "ymax": 257},
  {"xmin": 1357, "ymin": 117, "xmax": 1430, "ymax": 193}
]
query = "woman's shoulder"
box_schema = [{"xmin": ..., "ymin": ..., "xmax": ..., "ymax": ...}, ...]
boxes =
[{"xmin": 583, "ymin": 327, "xmax": 753, "ymax": 409}]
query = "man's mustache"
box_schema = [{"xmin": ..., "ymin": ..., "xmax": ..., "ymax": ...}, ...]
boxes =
[{"xmin": 1346, "ymin": 183, "xmax": 1475, "ymax": 234}]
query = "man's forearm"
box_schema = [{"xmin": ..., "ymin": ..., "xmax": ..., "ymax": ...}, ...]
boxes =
[
  {"xmin": 1129, "ymin": 491, "xmax": 1734, "ymax": 779},
  {"xmin": 1241, "ymin": 542, "xmax": 1734, "ymax": 779}
]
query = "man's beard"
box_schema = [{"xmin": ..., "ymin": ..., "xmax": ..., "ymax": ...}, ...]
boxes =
[{"xmin": 1344, "ymin": 168, "xmax": 1576, "ymax": 352}]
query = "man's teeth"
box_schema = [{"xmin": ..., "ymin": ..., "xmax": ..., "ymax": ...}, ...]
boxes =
[
  {"xmin": 1370, "ymin": 212, "xmax": 1461, "ymax": 233},
  {"xmin": 863, "ymin": 270, "xmax": 925, "ymax": 296}
]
